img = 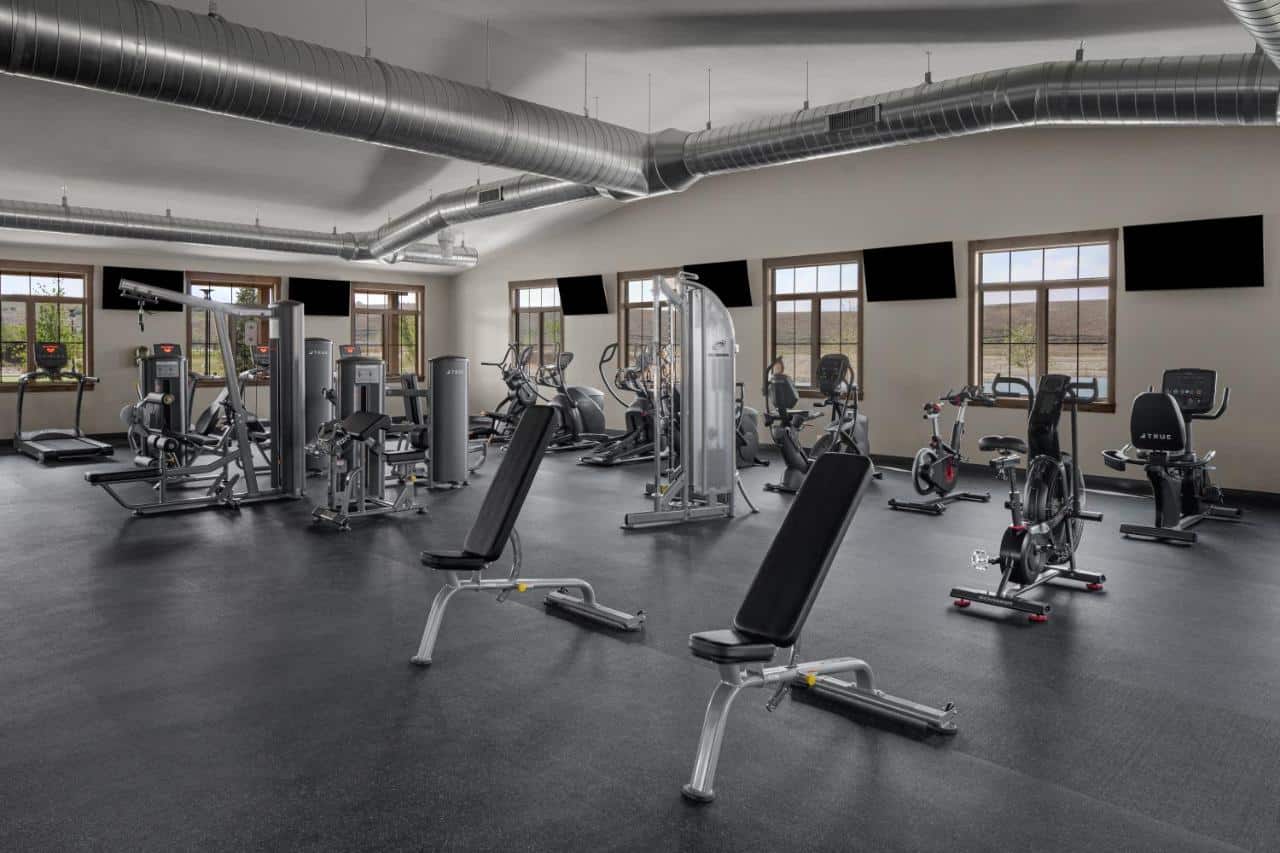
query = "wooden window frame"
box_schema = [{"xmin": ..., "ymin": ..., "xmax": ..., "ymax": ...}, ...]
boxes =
[
  {"xmin": 0, "ymin": 259, "xmax": 95, "ymax": 394},
  {"xmin": 616, "ymin": 267, "xmax": 679, "ymax": 369},
  {"xmin": 349, "ymin": 282, "xmax": 426, "ymax": 379},
  {"xmin": 509, "ymin": 279, "xmax": 564, "ymax": 367},
  {"xmin": 186, "ymin": 272, "xmax": 281, "ymax": 387},
  {"xmin": 763, "ymin": 251, "xmax": 865, "ymax": 399},
  {"xmin": 967, "ymin": 229, "xmax": 1118, "ymax": 414}
]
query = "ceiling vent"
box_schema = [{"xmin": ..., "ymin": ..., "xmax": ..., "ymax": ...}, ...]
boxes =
[
  {"xmin": 478, "ymin": 187, "xmax": 505, "ymax": 205},
  {"xmin": 827, "ymin": 105, "xmax": 881, "ymax": 133}
]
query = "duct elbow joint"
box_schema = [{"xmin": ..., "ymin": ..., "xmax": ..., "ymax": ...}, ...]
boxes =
[{"xmin": 646, "ymin": 128, "xmax": 700, "ymax": 194}]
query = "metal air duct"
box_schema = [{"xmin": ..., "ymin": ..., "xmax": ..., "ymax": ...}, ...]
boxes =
[{"xmin": 1222, "ymin": 1, "xmax": 1280, "ymax": 70}]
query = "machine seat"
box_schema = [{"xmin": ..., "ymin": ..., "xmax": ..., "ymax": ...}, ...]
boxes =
[
  {"xmin": 978, "ymin": 435, "xmax": 1028, "ymax": 454},
  {"xmin": 688, "ymin": 629, "xmax": 776, "ymax": 664},
  {"xmin": 384, "ymin": 448, "xmax": 426, "ymax": 466},
  {"xmin": 84, "ymin": 464, "xmax": 160, "ymax": 485},
  {"xmin": 420, "ymin": 550, "xmax": 488, "ymax": 571}
]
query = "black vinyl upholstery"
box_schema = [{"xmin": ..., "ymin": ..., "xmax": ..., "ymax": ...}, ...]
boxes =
[
  {"xmin": 1129, "ymin": 392, "xmax": 1188, "ymax": 454},
  {"xmin": 729, "ymin": 452, "xmax": 873, "ymax": 648},
  {"xmin": 420, "ymin": 406, "xmax": 555, "ymax": 569},
  {"xmin": 342, "ymin": 411, "xmax": 390, "ymax": 440},
  {"xmin": 979, "ymin": 435, "xmax": 1028, "ymax": 454},
  {"xmin": 85, "ymin": 464, "xmax": 160, "ymax": 485}
]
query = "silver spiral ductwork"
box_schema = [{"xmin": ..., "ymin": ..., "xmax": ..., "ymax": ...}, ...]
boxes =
[
  {"xmin": 366, "ymin": 175, "xmax": 606, "ymax": 262},
  {"xmin": 0, "ymin": 0, "xmax": 651, "ymax": 196},
  {"xmin": 678, "ymin": 54, "xmax": 1280, "ymax": 181},
  {"xmin": 1222, "ymin": 1, "xmax": 1280, "ymax": 70},
  {"xmin": 0, "ymin": 198, "xmax": 478, "ymax": 267}
]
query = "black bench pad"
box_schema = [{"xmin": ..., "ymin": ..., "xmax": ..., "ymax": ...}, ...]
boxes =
[
  {"xmin": 84, "ymin": 464, "xmax": 161, "ymax": 485},
  {"xmin": 979, "ymin": 435, "xmax": 1028, "ymax": 454},
  {"xmin": 420, "ymin": 550, "xmax": 488, "ymax": 571},
  {"xmin": 384, "ymin": 448, "xmax": 425, "ymax": 465},
  {"xmin": 689, "ymin": 629, "xmax": 776, "ymax": 664}
]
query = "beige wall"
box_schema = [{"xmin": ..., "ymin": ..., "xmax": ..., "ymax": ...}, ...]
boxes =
[
  {"xmin": 0, "ymin": 243, "xmax": 453, "ymax": 437},
  {"xmin": 453, "ymin": 126, "xmax": 1280, "ymax": 493}
]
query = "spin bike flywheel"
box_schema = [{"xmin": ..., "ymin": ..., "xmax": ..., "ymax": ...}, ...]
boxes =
[
  {"xmin": 1021, "ymin": 454, "xmax": 1086, "ymax": 562},
  {"xmin": 998, "ymin": 525, "xmax": 1048, "ymax": 586}
]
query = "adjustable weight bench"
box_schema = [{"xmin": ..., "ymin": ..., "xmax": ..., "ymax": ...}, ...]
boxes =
[
  {"xmin": 681, "ymin": 452, "xmax": 957, "ymax": 804},
  {"xmin": 411, "ymin": 405, "xmax": 644, "ymax": 666}
]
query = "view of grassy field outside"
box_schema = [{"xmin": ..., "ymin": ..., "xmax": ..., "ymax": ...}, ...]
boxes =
[
  {"xmin": 979, "ymin": 242, "xmax": 1111, "ymax": 398},
  {"xmin": 515, "ymin": 284, "xmax": 561, "ymax": 368},
  {"xmin": 772, "ymin": 262, "xmax": 859, "ymax": 387},
  {"xmin": 190, "ymin": 284, "xmax": 270, "ymax": 379},
  {"xmin": 1, "ymin": 273, "xmax": 88, "ymax": 382}
]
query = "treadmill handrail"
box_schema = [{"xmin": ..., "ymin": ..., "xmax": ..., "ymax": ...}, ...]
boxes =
[{"xmin": 15, "ymin": 366, "xmax": 97, "ymax": 440}]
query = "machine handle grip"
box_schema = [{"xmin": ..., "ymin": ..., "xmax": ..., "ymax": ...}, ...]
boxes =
[
  {"xmin": 1068, "ymin": 377, "xmax": 1099, "ymax": 404},
  {"xmin": 1196, "ymin": 386, "xmax": 1230, "ymax": 420},
  {"xmin": 991, "ymin": 374, "xmax": 1033, "ymax": 402}
]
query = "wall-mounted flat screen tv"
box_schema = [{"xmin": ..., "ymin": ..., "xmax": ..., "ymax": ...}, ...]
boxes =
[
  {"xmin": 1123, "ymin": 215, "xmax": 1263, "ymax": 291},
  {"xmin": 682, "ymin": 260, "xmax": 752, "ymax": 307},
  {"xmin": 556, "ymin": 274, "xmax": 609, "ymax": 315},
  {"xmin": 290, "ymin": 278, "xmax": 351, "ymax": 316},
  {"xmin": 863, "ymin": 241, "xmax": 956, "ymax": 302}
]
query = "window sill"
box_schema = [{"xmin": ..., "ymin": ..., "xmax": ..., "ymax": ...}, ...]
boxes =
[
  {"xmin": 989, "ymin": 397, "xmax": 1116, "ymax": 414},
  {"xmin": 0, "ymin": 383, "xmax": 96, "ymax": 393},
  {"xmin": 193, "ymin": 379, "xmax": 270, "ymax": 389}
]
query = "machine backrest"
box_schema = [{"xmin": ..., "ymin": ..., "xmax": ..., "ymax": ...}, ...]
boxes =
[
  {"xmin": 1129, "ymin": 392, "xmax": 1188, "ymax": 453},
  {"xmin": 400, "ymin": 373, "xmax": 425, "ymax": 426},
  {"xmin": 732, "ymin": 453, "xmax": 873, "ymax": 647},
  {"xmin": 462, "ymin": 406, "xmax": 556, "ymax": 561},
  {"xmin": 1161, "ymin": 368, "xmax": 1217, "ymax": 417},
  {"xmin": 815, "ymin": 353, "xmax": 852, "ymax": 398}
]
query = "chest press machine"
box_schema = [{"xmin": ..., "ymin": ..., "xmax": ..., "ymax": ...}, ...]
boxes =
[{"xmin": 681, "ymin": 452, "xmax": 957, "ymax": 804}]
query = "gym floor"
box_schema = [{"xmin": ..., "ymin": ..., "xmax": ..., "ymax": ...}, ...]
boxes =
[{"xmin": 2, "ymin": 447, "xmax": 1278, "ymax": 853}]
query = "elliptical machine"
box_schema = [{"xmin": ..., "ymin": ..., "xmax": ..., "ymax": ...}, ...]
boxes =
[
  {"xmin": 578, "ymin": 343, "xmax": 660, "ymax": 467},
  {"xmin": 471, "ymin": 344, "xmax": 537, "ymax": 443},
  {"xmin": 1102, "ymin": 368, "xmax": 1241, "ymax": 545},
  {"xmin": 734, "ymin": 382, "xmax": 766, "ymax": 469},
  {"xmin": 763, "ymin": 352, "xmax": 877, "ymax": 494},
  {"xmin": 889, "ymin": 385, "xmax": 994, "ymax": 515},
  {"xmin": 534, "ymin": 351, "xmax": 609, "ymax": 451},
  {"xmin": 951, "ymin": 374, "xmax": 1104, "ymax": 622}
]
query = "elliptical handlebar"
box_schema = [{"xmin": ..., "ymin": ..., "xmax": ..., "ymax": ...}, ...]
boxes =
[
  {"xmin": 991, "ymin": 374, "xmax": 1034, "ymax": 410},
  {"xmin": 1067, "ymin": 377, "xmax": 1099, "ymax": 405},
  {"xmin": 1194, "ymin": 385, "xmax": 1231, "ymax": 421},
  {"xmin": 598, "ymin": 342, "xmax": 629, "ymax": 407}
]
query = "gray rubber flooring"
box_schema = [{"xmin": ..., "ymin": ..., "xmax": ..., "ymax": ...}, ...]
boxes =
[{"xmin": 1, "ymin": 447, "xmax": 1278, "ymax": 852}]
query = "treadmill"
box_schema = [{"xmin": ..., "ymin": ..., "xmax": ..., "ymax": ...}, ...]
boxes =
[{"xmin": 14, "ymin": 341, "xmax": 114, "ymax": 463}]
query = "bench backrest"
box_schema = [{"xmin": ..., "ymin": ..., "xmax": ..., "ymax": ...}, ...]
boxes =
[
  {"xmin": 732, "ymin": 452, "xmax": 873, "ymax": 647},
  {"xmin": 462, "ymin": 406, "xmax": 556, "ymax": 561}
]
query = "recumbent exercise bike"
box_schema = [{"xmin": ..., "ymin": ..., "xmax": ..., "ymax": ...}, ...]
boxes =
[
  {"xmin": 951, "ymin": 374, "xmax": 1105, "ymax": 622},
  {"xmin": 763, "ymin": 352, "xmax": 878, "ymax": 494},
  {"xmin": 1102, "ymin": 368, "xmax": 1241, "ymax": 545}
]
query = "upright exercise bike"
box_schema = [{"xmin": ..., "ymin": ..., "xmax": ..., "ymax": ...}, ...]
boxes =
[
  {"xmin": 951, "ymin": 374, "xmax": 1104, "ymax": 622},
  {"xmin": 763, "ymin": 352, "xmax": 877, "ymax": 494},
  {"xmin": 889, "ymin": 384, "xmax": 994, "ymax": 515},
  {"xmin": 1102, "ymin": 368, "xmax": 1241, "ymax": 544}
]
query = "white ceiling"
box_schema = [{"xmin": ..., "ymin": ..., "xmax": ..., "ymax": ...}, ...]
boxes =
[{"xmin": 0, "ymin": 0, "xmax": 1258, "ymax": 273}]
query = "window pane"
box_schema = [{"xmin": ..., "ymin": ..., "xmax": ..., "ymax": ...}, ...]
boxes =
[
  {"xmin": 981, "ymin": 289, "xmax": 1011, "ymax": 342},
  {"xmin": 980, "ymin": 252, "xmax": 1009, "ymax": 285},
  {"xmin": 1009, "ymin": 342, "xmax": 1037, "ymax": 385},
  {"xmin": 1079, "ymin": 343, "xmax": 1109, "ymax": 398},
  {"xmin": 774, "ymin": 298, "xmax": 812, "ymax": 385},
  {"xmin": 794, "ymin": 267, "xmax": 817, "ymax": 294},
  {"xmin": 1047, "ymin": 287, "xmax": 1079, "ymax": 343},
  {"xmin": 397, "ymin": 314, "xmax": 418, "ymax": 375},
  {"xmin": 31, "ymin": 276, "xmax": 61, "ymax": 296},
  {"xmin": 1010, "ymin": 249, "xmax": 1043, "ymax": 282},
  {"xmin": 1048, "ymin": 343, "xmax": 1078, "ymax": 381},
  {"xmin": 1078, "ymin": 244, "xmax": 1109, "ymax": 278},
  {"xmin": 1009, "ymin": 290, "xmax": 1037, "ymax": 351},
  {"xmin": 2, "ymin": 274, "xmax": 29, "ymax": 295},
  {"xmin": 398, "ymin": 291, "xmax": 417, "ymax": 309},
  {"xmin": 774, "ymin": 268, "xmax": 794, "ymax": 295},
  {"xmin": 544, "ymin": 287, "xmax": 559, "ymax": 307},
  {"xmin": 817, "ymin": 265, "xmax": 841, "ymax": 293},
  {"xmin": 1044, "ymin": 246, "xmax": 1078, "ymax": 281},
  {"xmin": 542, "ymin": 311, "xmax": 562, "ymax": 366},
  {"xmin": 641, "ymin": 279, "xmax": 654, "ymax": 302},
  {"xmin": 1077, "ymin": 286, "xmax": 1109, "ymax": 343},
  {"xmin": 841, "ymin": 263, "xmax": 859, "ymax": 292},
  {"xmin": 35, "ymin": 302, "xmax": 61, "ymax": 340},
  {"xmin": 627, "ymin": 280, "xmax": 641, "ymax": 303},
  {"xmin": 1, "ymin": 299, "xmax": 25, "ymax": 381}
]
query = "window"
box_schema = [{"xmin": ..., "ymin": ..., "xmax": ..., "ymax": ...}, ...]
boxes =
[
  {"xmin": 764, "ymin": 253, "xmax": 862, "ymax": 391},
  {"xmin": 0, "ymin": 262, "xmax": 93, "ymax": 389},
  {"xmin": 510, "ymin": 281, "xmax": 563, "ymax": 367},
  {"xmin": 352, "ymin": 285, "xmax": 424, "ymax": 377},
  {"xmin": 187, "ymin": 273, "xmax": 280, "ymax": 383},
  {"xmin": 971, "ymin": 230, "xmax": 1117, "ymax": 410},
  {"xmin": 617, "ymin": 268, "xmax": 678, "ymax": 368}
]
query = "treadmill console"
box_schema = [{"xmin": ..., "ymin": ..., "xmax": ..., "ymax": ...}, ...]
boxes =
[
  {"xmin": 339, "ymin": 344, "xmax": 361, "ymax": 357},
  {"xmin": 152, "ymin": 342, "xmax": 183, "ymax": 357},
  {"xmin": 1161, "ymin": 369, "xmax": 1217, "ymax": 417},
  {"xmin": 33, "ymin": 341, "xmax": 69, "ymax": 372},
  {"xmin": 252, "ymin": 344, "xmax": 272, "ymax": 368}
]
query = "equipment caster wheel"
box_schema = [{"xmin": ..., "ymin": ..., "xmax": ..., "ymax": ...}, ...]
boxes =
[
  {"xmin": 1028, "ymin": 613, "xmax": 1049, "ymax": 623},
  {"xmin": 952, "ymin": 599, "xmax": 971, "ymax": 608},
  {"xmin": 1086, "ymin": 583, "xmax": 1103, "ymax": 591}
]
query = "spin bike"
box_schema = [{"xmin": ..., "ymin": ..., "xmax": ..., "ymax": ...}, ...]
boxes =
[
  {"xmin": 763, "ymin": 352, "xmax": 878, "ymax": 495},
  {"xmin": 951, "ymin": 374, "xmax": 1104, "ymax": 622},
  {"xmin": 888, "ymin": 385, "xmax": 994, "ymax": 515}
]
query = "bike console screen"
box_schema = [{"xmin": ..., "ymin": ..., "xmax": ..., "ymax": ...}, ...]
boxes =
[{"xmin": 1161, "ymin": 369, "xmax": 1217, "ymax": 416}]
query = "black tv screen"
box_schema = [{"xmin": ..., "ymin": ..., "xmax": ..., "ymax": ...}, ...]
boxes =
[
  {"xmin": 556, "ymin": 275, "xmax": 608, "ymax": 315},
  {"xmin": 290, "ymin": 277, "xmax": 351, "ymax": 316},
  {"xmin": 683, "ymin": 260, "xmax": 752, "ymax": 307},
  {"xmin": 1124, "ymin": 215, "xmax": 1263, "ymax": 291},
  {"xmin": 863, "ymin": 241, "xmax": 956, "ymax": 302},
  {"xmin": 102, "ymin": 266, "xmax": 185, "ymax": 311}
]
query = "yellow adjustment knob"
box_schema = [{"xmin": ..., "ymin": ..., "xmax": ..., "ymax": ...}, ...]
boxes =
[
  {"xmin": 516, "ymin": 583, "xmax": 528, "ymax": 593},
  {"xmin": 805, "ymin": 673, "xmax": 817, "ymax": 687}
]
